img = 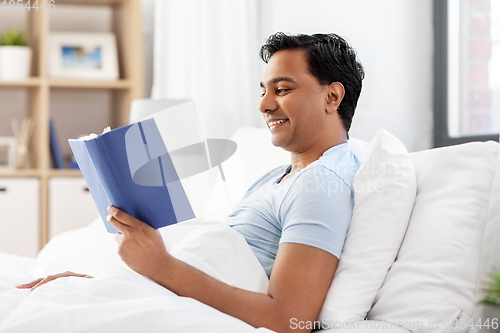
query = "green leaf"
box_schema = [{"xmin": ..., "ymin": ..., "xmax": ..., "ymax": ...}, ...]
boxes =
[
  {"xmin": 480, "ymin": 270, "xmax": 500, "ymax": 307},
  {"xmin": 0, "ymin": 30, "xmax": 27, "ymax": 46}
]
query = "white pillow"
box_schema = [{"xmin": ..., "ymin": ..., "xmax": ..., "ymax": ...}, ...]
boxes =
[
  {"xmin": 348, "ymin": 137, "xmax": 370, "ymax": 162},
  {"xmin": 368, "ymin": 141, "xmax": 500, "ymax": 332},
  {"xmin": 318, "ymin": 128, "xmax": 417, "ymax": 327}
]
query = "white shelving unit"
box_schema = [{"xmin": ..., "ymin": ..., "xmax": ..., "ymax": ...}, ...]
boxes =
[{"xmin": 0, "ymin": 0, "xmax": 144, "ymax": 255}]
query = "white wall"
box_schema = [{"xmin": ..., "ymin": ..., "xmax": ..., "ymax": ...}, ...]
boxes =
[
  {"xmin": 259, "ymin": 0, "xmax": 434, "ymax": 152},
  {"xmin": 142, "ymin": 0, "xmax": 155, "ymax": 98},
  {"xmin": 0, "ymin": 0, "xmax": 434, "ymax": 153}
]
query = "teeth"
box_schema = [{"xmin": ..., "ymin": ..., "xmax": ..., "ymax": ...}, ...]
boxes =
[{"xmin": 268, "ymin": 119, "xmax": 287, "ymax": 126}]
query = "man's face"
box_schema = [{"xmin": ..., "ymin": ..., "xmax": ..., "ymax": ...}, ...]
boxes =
[{"xmin": 259, "ymin": 50, "xmax": 331, "ymax": 152}]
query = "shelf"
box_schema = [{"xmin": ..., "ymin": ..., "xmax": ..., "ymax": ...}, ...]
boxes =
[
  {"xmin": 0, "ymin": 78, "xmax": 42, "ymax": 87},
  {"xmin": 49, "ymin": 79, "xmax": 132, "ymax": 89},
  {"xmin": 0, "ymin": 169, "xmax": 83, "ymax": 177},
  {"xmin": 56, "ymin": 0, "xmax": 126, "ymax": 4},
  {"xmin": 0, "ymin": 0, "xmax": 143, "ymax": 252},
  {"xmin": 48, "ymin": 169, "xmax": 82, "ymax": 177},
  {"xmin": 0, "ymin": 78, "xmax": 132, "ymax": 89},
  {"xmin": 0, "ymin": 169, "xmax": 41, "ymax": 177}
]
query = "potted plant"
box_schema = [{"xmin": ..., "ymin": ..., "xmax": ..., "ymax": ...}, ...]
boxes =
[
  {"xmin": 482, "ymin": 271, "xmax": 500, "ymax": 306},
  {"xmin": 480, "ymin": 270, "xmax": 500, "ymax": 331},
  {"xmin": 0, "ymin": 30, "xmax": 31, "ymax": 80}
]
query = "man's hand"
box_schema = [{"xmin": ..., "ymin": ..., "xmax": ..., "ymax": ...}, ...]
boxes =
[
  {"xmin": 106, "ymin": 206, "xmax": 337, "ymax": 333},
  {"xmin": 106, "ymin": 206, "xmax": 172, "ymax": 280},
  {"xmin": 16, "ymin": 271, "xmax": 93, "ymax": 291}
]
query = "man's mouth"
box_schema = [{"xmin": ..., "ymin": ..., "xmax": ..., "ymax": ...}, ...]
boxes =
[{"xmin": 267, "ymin": 119, "xmax": 288, "ymax": 128}]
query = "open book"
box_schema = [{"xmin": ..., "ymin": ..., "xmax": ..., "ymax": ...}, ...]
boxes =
[{"xmin": 69, "ymin": 102, "xmax": 208, "ymax": 233}]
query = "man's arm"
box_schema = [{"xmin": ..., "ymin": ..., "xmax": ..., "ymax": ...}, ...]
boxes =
[{"xmin": 107, "ymin": 206, "xmax": 337, "ymax": 333}]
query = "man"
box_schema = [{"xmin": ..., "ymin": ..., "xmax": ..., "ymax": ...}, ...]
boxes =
[{"xmin": 19, "ymin": 32, "xmax": 364, "ymax": 333}]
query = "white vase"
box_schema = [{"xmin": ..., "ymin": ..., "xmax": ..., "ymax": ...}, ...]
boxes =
[{"xmin": 0, "ymin": 46, "xmax": 32, "ymax": 80}]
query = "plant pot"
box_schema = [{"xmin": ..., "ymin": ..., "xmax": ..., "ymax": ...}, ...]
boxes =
[
  {"xmin": 0, "ymin": 46, "xmax": 32, "ymax": 80},
  {"xmin": 479, "ymin": 305, "xmax": 500, "ymax": 332}
]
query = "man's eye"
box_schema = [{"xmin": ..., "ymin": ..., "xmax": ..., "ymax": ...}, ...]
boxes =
[
  {"xmin": 277, "ymin": 89, "xmax": 289, "ymax": 94},
  {"xmin": 260, "ymin": 91, "xmax": 266, "ymax": 97}
]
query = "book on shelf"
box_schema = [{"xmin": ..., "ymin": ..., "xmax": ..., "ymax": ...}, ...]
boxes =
[
  {"xmin": 68, "ymin": 102, "xmax": 208, "ymax": 233},
  {"xmin": 49, "ymin": 119, "xmax": 65, "ymax": 169}
]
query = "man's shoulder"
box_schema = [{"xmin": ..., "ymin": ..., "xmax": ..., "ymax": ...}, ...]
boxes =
[
  {"xmin": 278, "ymin": 156, "xmax": 358, "ymax": 218},
  {"xmin": 298, "ymin": 144, "xmax": 360, "ymax": 186},
  {"xmin": 278, "ymin": 147, "xmax": 359, "ymax": 202}
]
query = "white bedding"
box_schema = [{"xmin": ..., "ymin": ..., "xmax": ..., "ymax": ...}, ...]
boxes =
[{"xmin": 0, "ymin": 218, "xmax": 274, "ymax": 333}]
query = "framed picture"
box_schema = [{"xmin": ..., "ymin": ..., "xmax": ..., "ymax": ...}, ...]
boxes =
[
  {"xmin": 48, "ymin": 32, "xmax": 119, "ymax": 80},
  {"xmin": 0, "ymin": 137, "xmax": 17, "ymax": 170}
]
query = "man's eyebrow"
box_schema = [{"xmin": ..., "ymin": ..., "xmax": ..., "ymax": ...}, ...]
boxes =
[{"xmin": 260, "ymin": 76, "xmax": 296, "ymax": 88}]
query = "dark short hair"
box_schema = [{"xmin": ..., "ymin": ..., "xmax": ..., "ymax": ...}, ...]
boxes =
[{"xmin": 260, "ymin": 32, "xmax": 365, "ymax": 135}]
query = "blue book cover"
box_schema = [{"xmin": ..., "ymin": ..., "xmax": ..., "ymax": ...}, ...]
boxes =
[
  {"xmin": 50, "ymin": 119, "xmax": 65, "ymax": 169},
  {"xmin": 69, "ymin": 116, "xmax": 196, "ymax": 234}
]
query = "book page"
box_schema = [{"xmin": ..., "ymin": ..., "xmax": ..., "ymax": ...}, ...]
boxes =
[{"xmin": 78, "ymin": 126, "xmax": 111, "ymax": 141}]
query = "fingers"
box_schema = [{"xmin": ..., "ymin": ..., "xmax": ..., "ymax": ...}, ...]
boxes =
[
  {"xmin": 31, "ymin": 275, "xmax": 58, "ymax": 290},
  {"xmin": 16, "ymin": 278, "xmax": 43, "ymax": 289},
  {"xmin": 108, "ymin": 206, "xmax": 143, "ymax": 230},
  {"xmin": 16, "ymin": 271, "xmax": 94, "ymax": 291},
  {"xmin": 67, "ymin": 271, "xmax": 93, "ymax": 279},
  {"xmin": 106, "ymin": 206, "xmax": 136, "ymax": 231},
  {"xmin": 114, "ymin": 232, "xmax": 123, "ymax": 244},
  {"xmin": 107, "ymin": 214, "xmax": 130, "ymax": 235}
]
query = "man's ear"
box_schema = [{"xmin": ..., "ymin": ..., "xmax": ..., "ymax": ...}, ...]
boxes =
[{"xmin": 326, "ymin": 82, "xmax": 345, "ymax": 114}]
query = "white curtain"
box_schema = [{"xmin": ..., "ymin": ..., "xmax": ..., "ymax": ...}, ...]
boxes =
[{"xmin": 152, "ymin": 0, "xmax": 265, "ymax": 140}]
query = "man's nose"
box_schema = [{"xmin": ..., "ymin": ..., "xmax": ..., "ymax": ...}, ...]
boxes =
[{"xmin": 259, "ymin": 92, "xmax": 278, "ymax": 114}]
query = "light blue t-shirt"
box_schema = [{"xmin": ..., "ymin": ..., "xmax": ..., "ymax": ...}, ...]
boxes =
[{"xmin": 223, "ymin": 143, "xmax": 360, "ymax": 277}]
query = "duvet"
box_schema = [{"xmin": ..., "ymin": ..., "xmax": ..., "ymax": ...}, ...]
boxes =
[{"xmin": 0, "ymin": 218, "xmax": 274, "ymax": 333}]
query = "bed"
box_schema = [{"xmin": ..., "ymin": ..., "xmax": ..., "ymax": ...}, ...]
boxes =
[{"xmin": 1, "ymin": 126, "xmax": 499, "ymax": 333}]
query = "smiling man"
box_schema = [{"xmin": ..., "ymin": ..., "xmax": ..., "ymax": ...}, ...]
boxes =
[
  {"xmin": 222, "ymin": 33, "xmax": 365, "ymax": 285},
  {"xmin": 20, "ymin": 33, "xmax": 365, "ymax": 333}
]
